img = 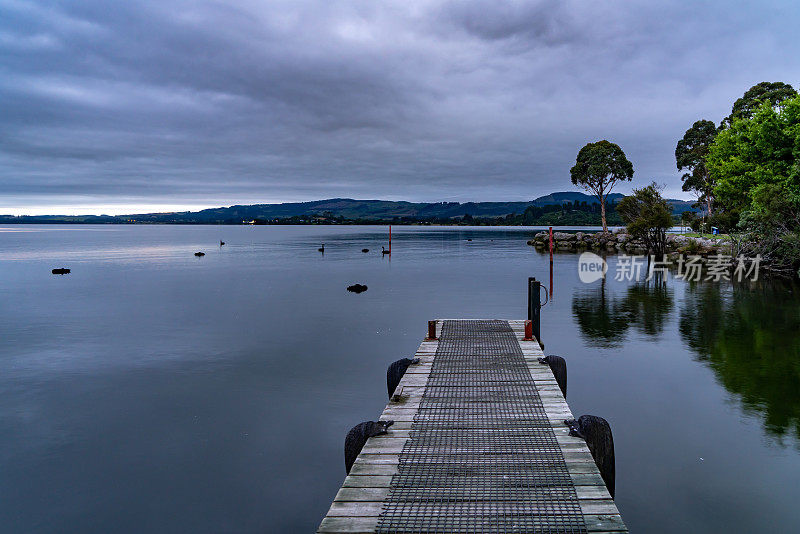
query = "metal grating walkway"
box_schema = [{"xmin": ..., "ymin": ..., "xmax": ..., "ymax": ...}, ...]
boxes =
[{"xmin": 374, "ymin": 320, "xmax": 588, "ymax": 533}]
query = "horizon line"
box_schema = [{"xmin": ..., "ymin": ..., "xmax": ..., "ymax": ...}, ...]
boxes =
[{"xmin": 0, "ymin": 191, "xmax": 696, "ymax": 217}]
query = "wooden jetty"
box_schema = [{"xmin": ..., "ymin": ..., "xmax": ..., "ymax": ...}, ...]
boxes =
[{"xmin": 318, "ymin": 319, "xmax": 627, "ymax": 533}]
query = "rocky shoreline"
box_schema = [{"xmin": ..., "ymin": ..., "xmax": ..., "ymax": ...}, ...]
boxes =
[{"xmin": 527, "ymin": 230, "xmax": 727, "ymax": 257}]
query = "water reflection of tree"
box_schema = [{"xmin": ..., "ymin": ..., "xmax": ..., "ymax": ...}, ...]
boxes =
[
  {"xmin": 680, "ymin": 280, "xmax": 800, "ymax": 441},
  {"xmin": 572, "ymin": 278, "xmax": 674, "ymax": 348}
]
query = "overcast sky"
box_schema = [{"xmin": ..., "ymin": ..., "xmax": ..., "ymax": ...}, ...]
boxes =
[{"xmin": 1, "ymin": 0, "xmax": 799, "ymax": 215}]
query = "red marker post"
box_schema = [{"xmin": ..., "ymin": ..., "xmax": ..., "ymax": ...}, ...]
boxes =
[{"xmin": 549, "ymin": 226, "xmax": 554, "ymax": 298}]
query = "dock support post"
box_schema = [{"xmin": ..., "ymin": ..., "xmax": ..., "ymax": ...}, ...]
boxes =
[
  {"xmin": 527, "ymin": 277, "xmax": 541, "ymax": 344},
  {"xmin": 524, "ymin": 320, "xmax": 533, "ymax": 340},
  {"xmin": 426, "ymin": 320, "xmax": 437, "ymax": 341}
]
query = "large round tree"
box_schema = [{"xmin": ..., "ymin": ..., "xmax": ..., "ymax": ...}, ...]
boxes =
[{"xmin": 570, "ymin": 140, "xmax": 634, "ymax": 233}]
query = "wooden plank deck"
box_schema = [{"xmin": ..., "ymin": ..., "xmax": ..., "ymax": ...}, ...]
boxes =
[{"xmin": 317, "ymin": 319, "xmax": 627, "ymax": 533}]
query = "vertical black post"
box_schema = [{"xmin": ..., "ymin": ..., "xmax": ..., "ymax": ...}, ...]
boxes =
[{"xmin": 528, "ymin": 277, "xmax": 541, "ymax": 342}]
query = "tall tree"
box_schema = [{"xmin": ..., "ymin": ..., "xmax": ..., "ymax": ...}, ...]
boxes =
[
  {"xmin": 675, "ymin": 119, "xmax": 718, "ymax": 215},
  {"xmin": 721, "ymin": 81, "xmax": 796, "ymax": 127},
  {"xmin": 570, "ymin": 140, "xmax": 634, "ymax": 233}
]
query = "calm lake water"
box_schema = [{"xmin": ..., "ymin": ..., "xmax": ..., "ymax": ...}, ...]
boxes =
[{"xmin": 1, "ymin": 225, "xmax": 799, "ymax": 533}]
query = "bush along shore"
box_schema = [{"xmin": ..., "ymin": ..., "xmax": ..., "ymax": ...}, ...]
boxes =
[{"xmin": 527, "ymin": 231, "xmax": 726, "ymax": 258}]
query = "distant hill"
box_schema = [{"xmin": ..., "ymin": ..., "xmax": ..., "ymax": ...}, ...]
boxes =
[{"xmin": 1, "ymin": 192, "xmax": 696, "ymax": 224}]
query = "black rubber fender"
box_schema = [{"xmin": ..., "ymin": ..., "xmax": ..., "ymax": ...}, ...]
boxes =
[
  {"xmin": 386, "ymin": 358, "xmax": 420, "ymax": 398},
  {"xmin": 538, "ymin": 355, "xmax": 567, "ymax": 398},
  {"xmin": 344, "ymin": 421, "xmax": 394, "ymax": 474},
  {"xmin": 564, "ymin": 415, "xmax": 615, "ymax": 498}
]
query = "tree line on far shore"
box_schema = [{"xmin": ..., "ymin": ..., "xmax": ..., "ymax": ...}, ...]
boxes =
[{"xmin": 241, "ymin": 201, "xmax": 625, "ymax": 226}]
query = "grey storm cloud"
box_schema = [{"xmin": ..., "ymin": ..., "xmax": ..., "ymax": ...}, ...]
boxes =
[{"xmin": 1, "ymin": 0, "xmax": 799, "ymax": 213}]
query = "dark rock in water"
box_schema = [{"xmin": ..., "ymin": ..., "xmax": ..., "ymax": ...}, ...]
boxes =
[
  {"xmin": 345, "ymin": 420, "xmax": 394, "ymax": 473},
  {"xmin": 467, "ymin": 238, "xmax": 472, "ymax": 241},
  {"xmin": 347, "ymin": 283, "xmax": 368, "ymax": 293},
  {"xmin": 220, "ymin": 241, "xmax": 225, "ymax": 246},
  {"xmin": 51, "ymin": 268, "xmax": 70, "ymax": 275},
  {"xmin": 362, "ymin": 248, "xmax": 369, "ymax": 253},
  {"xmin": 194, "ymin": 252, "xmax": 205, "ymax": 257}
]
